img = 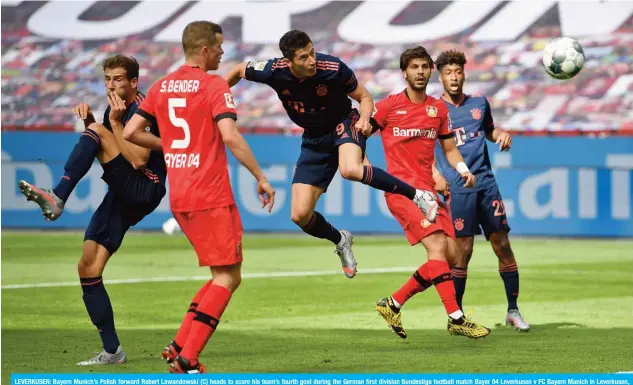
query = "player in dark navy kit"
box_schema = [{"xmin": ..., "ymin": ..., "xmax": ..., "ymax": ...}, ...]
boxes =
[
  {"xmin": 433, "ymin": 50, "xmax": 530, "ymax": 331},
  {"xmin": 225, "ymin": 30, "xmax": 439, "ymax": 278},
  {"xmin": 18, "ymin": 55, "xmax": 167, "ymax": 364}
]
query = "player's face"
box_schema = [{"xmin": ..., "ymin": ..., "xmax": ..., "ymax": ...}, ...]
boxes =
[
  {"xmin": 104, "ymin": 67, "xmax": 137, "ymax": 100},
  {"xmin": 439, "ymin": 64, "xmax": 465, "ymax": 96},
  {"xmin": 204, "ymin": 33, "xmax": 225, "ymax": 71},
  {"xmin": 290, "ymin": 42, "xmax": 317, "ymax": 78},
  {"xmin": 403, "ymin": 58, "xmax": 432, "ymax": 91}
]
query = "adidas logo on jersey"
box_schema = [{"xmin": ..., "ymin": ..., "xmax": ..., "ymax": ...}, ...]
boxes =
[{"xmin": 393, "ymin": 127, "xmax": 437, "ymax": 138}]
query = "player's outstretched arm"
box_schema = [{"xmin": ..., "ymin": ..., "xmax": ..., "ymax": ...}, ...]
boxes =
[
  {"xmin": 348, "ymin": 84, "xmax": 374, "ymax": 136},
  {"xmin": 218, "ymin": 118, "xmax": 275, "ymax": 212},
  {"xmin": 486, "ymin": 127, "xmax": 512, "ymax": 151},
  {"xmin": 224, "ymin": 62, "xmax": 248, "ymax": 88},
  {"xmin": 440, "ymin": 137, "xmax": 476, "ymax": 188},
  {"xmin": 123, "ymin": 114, "xmax": 162, "ymax": 152}
]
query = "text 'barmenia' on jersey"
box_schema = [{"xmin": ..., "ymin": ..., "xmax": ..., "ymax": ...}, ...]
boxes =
[{"xmin": 160, "ymin": 79, "xmax": 200, "ymax": 93}]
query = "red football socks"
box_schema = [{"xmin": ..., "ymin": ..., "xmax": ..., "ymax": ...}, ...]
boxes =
[
  {"xmin": 173, "ymin": 279, "xmax": 214, "ymax": 348},
  {"xmin": 179, "ymin": 284, "xmax": 232, "ymax": 363}
]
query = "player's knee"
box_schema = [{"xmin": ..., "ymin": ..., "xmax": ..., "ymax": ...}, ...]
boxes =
[
  {"xmin": 77, "ymin": 253, "xmax": 105, "ymax": 277},
  {"xmin": 463, "ymin": 245, "xmax": 474, "ymax": 261},
  {"xmin": 491, "ymin": 233, "xmax": 513, "ymax": 262},
  {"xmin": 290, "ymin": 208, "xmax": 312, "ymax": 226},
  {"xmin": 425, "ymin": 233, "xmax": 449, "ymax": 259},
  {"xmin": 213, "ymin": 272, "xmax": 242, "ymax": 293},
  {"xmin": 87, "ymin": 123, "xmax": 109, "ymax": 138},
  {"xmin": 338, "ymin": 163, "xmax": 362, "ymax": 182}
]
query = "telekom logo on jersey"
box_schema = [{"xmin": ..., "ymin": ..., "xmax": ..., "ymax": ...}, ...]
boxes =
[{"xmin": 392, "ymin": 127, "xmax": 437, "ymax": 139}]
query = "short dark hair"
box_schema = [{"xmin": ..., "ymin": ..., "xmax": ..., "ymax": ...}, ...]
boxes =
[
  {"xmin": 279, "ymin": 30, "xmax": 312, "ymax": 60},
  {"xmin": 435, "ymin": 50, "xmax": 467, "ymax": 71},
  {"xmin": 182, "ymin": 21, "xmax": 223, "ymax": 56},
  {"xmin": 102, "ymin": 55, "xmax": 139, "ymax": 80},
  {"xmin": 400, "ymin": 46, "xmax": 434, "ymax": 71}
]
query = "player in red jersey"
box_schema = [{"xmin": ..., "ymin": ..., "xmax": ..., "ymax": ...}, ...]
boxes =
[
  {"xmin": 123, "ymin": 21, "xmax": 275, "ymax": 373},
  {"xmin": 370, "ymin": 46, "xmax": 490, "ymax": 339}
]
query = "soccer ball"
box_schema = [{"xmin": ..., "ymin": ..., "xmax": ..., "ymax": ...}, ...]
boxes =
[{"xmin": 542, "ymin": 37, "xmax": 585, "ymax": 80}]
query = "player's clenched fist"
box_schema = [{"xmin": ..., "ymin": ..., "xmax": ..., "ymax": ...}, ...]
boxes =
[
  {"xmin": 107, "ymin": 91, "xmax": 126, "ymax": 122},
  {"xmin": 257, "ymin": 178, "xmax": 276, "ymax": 212},
  {"xmin": 461, "ymin": 172, "xmax": 477, "ymax": 188},
  {"xmin": 355, "ymin": 118, "xmax": 372, "ymax": 137}
]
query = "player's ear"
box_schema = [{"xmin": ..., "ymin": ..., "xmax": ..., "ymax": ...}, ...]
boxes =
[{"xmin": 129, "ymin": 77, "xmax": 138, "ymax": 89}]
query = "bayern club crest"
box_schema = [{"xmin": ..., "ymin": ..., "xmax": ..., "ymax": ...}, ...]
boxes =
[
  {"xmin": 471, "ymin": 108, "xmax": 482, "ymax": 120},
  {"xmin": 316, "ymin": 84, "xmax": 328, "ymax": 96},
  {"xmin": 426, "ymin": 105, "xmax": 437, "ymax": 117}
]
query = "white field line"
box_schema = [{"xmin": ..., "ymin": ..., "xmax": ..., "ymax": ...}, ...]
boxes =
[{"xmin": 1, "ymin": 266, "xmax": 418, "ymax": 290}]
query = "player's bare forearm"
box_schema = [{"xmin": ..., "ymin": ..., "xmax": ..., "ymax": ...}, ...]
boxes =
[
  {"xmin": 486, "ymin": 126, "xmax": 512, "ymax": 151},
  {"xmin": 486, "ymin": 127, "xmax": 503, "ymax": 142},
  {"xmin": 110, "ymin": 119, "xmax": 151, "ymax": 169},
  {"xmin": 440, "ymin": 138, "xmax": 466, "ymax": 169},
  {"xmin": 218, "ymin": 119, "xmax": 266, "ymax": 181},
  {"xmin": 225, "ymin": 63, "xmax": 247, "ymax": 88},
  {"xmin": 123, "ymin": 115, "xmax": 163, "ymax": 153}
]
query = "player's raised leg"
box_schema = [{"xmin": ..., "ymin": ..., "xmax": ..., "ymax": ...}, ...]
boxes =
[
  {"xmin": 18, "ymin": 120, "xmax": 121, "ymax": 221},
  {"xmin": 337, "ymin": 139, "xmax": 439, "ymax": 222},
  {"xmin": 290, "ymin": 183, "xmax": 356, "ymax": 278}
]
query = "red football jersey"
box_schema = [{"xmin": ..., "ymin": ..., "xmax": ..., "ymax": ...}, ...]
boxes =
[
  {"xmin": 372, "ymin": 90, "xmax": 452, "ymax": 191},
  {"xmin": 137, "ymin": 66, "xmax": 237, "ymax": 212}
]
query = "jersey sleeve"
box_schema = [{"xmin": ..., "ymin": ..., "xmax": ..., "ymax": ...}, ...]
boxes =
[
  {"xmin": 370, "ymin": 98, "xmax": 389, "ymax": 132},
  {"xmin": 338, "ymin": 60, "xmax": 358, "ymax": 94},
  {"xmin": 244, "ymin": 59, "xmax": 275, "ymax": 85},
  {"xmin": 438, "ymin": 104, "xmax": 453, "ymax": 140},
  {"xmin": 208, "ymin": 77, "xmax": 238, "ymax": 122},
  {"xmin": 136, "ymin": 85, "xmax": 157, "ymax": 125},
  {"xmin": 483, "ymin": 97, "xmax": 495, "ymax": 135}
]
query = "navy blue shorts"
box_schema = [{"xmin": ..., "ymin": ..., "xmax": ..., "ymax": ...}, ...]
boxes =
[
  {"xmin": 84, "ymin": 154, "xmax": 166, "ymax": 254},
  {"xmin": 292, "ymin": 110, "xmax": 366, "ymax": 191},
  {"xmin": 449, "ymin": 184, "xmax": 511, "ymax": 240}
]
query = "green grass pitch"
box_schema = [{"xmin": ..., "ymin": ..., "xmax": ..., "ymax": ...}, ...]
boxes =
[{"xmin": 2, "ymin": 232, "xmax": 632, "ymax": 380}]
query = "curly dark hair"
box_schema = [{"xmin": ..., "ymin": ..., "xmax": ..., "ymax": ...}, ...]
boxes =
[{"xmin": 435, "ymin": 49, "xmax": 467, "ymax": 71}]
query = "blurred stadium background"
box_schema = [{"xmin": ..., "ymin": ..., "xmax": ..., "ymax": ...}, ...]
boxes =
[{"xmin": 2, "ymin": 0, "xmax": 632, "ymax": 376}]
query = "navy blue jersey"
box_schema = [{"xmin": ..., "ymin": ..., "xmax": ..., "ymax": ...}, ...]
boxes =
[
  {"xmin": 244, "ymin": 52, "xmax": 358, "ymax": 135},
  {"xmin": 434, "ymin": 95, "xmax": 496, "ymax": 193},
  {"xmin": 103, "ymin": 92, "xmax": 167, "ymax": 185}
]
